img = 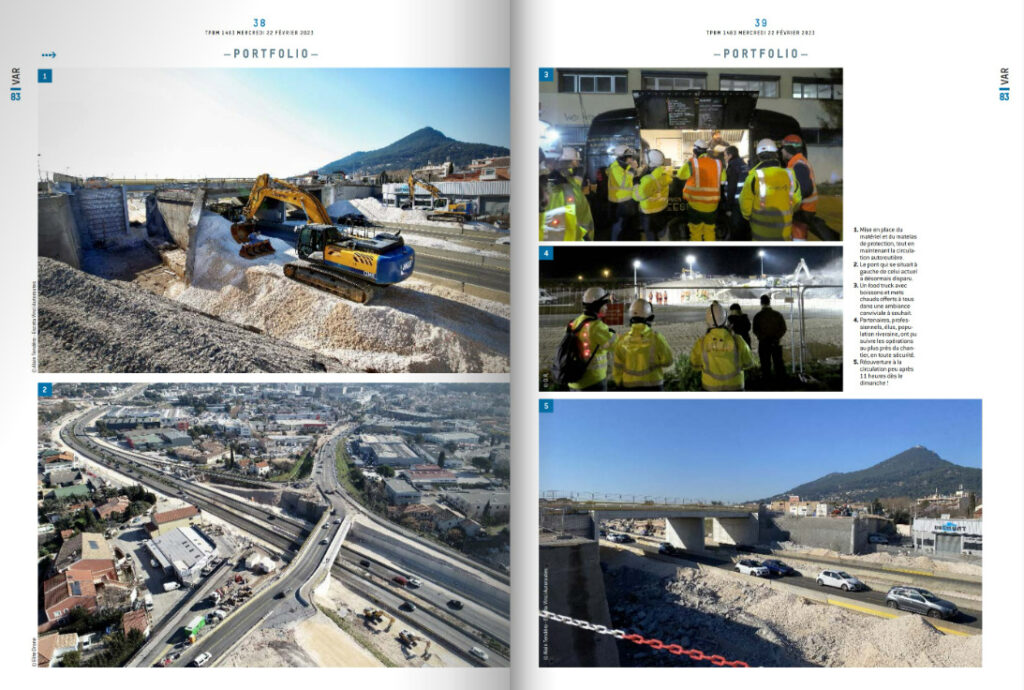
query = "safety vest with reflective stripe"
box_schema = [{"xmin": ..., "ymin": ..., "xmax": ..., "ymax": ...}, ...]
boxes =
[
  {"xmin": 541, "ymin": 182, "xmax": 588, "ymax": 241},
  {"xmin": 739, "ymin": 166, "xmax": 802, "ymax": 241},
  {"xmin": 689, "ymin": 327, "xmax": 754, "ymax": 391},
  {"xmin": 607, "ymin": 160, "xmax": 636, "ymax": 203},
  {"xmin": 681, "ymin": 155, "xmax": 723, "ymax": 212},
  {"xmin": 612, "ymin": 323, "xmax": 674, "ymax": 388},
  {"xmin": 568, "ymin": 313, "xmax": 614, "ymax": 390},
  {"xmin": 633, "ymin": 166, "xmax": 672, "ymax": 214},
  {"xmin": 787, "ymin": 153, "xmax": 818, "ymax": 212}
]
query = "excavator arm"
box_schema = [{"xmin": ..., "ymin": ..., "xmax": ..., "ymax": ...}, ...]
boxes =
[
  {"xmin": 231, "ymin": 174, "xmax": 334, "ymax": 256},
  {"xmin": 407, "ymin": 174, "xmax": 471, "ymax": 222}
]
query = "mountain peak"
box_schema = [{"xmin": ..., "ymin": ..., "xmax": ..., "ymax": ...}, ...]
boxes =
[
  {"xmin": 319, "ymin": 127, "xmax": 508, "ymax": 175},
  {"xmin": 762, "ymin": 446, "xmax": 979, "ymax": 502}
]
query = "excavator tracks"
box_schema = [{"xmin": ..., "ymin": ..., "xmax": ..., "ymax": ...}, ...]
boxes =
[{"xmin": 283, "ymin": 260, "xmax": 381, "ymax": 304}]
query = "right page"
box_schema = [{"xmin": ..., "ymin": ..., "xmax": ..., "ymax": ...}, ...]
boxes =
[{"xmin": 515, "ymin": 0, "xmax": 1021, "ymax": 685}]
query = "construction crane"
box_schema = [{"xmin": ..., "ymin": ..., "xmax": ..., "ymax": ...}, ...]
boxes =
[
  {"xmin": 230, "ymin": 174, "xmax": 415, "ymax": 304},
  {"xmin": 406, "ymin": 175, "xmax": 472, "ymax": 222},
  {"xmin": 363, "ymin": 608, "xmax": 395, "ymax": 632}
]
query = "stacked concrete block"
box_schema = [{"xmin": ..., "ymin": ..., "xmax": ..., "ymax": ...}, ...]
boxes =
[{"xmin": 74, "ymin": 187, "xmax": 129, "ymax": 247}]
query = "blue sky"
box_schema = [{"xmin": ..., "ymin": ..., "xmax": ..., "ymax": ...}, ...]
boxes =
[
  {"xmin": 40, "ymin": 68, "xmax": 509, "ymax": 178},
  {"xmin": 539, "ymin": 399, "xmax": 982, "ymax": 503}
]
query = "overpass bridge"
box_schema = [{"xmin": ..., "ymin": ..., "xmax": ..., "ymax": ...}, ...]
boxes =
[{"xmin": 541, "ymin": 501, "xmax": 761, "ymax": 552}]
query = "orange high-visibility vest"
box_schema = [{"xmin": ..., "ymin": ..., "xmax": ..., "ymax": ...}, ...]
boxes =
[
  {"xmin": 787, "ymin": 153, "xmax": 818, "ymax": 212},
  {"xmin": 682, "ymin": 155, "xmax": 722, "ymax": 210}
]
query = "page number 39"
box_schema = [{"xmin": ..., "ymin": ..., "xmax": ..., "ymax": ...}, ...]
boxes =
[{"xmin": 755, "ymin": 18, "xmax": 768, "ymax": 27}]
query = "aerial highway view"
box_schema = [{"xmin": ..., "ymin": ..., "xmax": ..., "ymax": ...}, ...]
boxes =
[
  {"xmin": 36, "ymin": 383, "xmax": 509, "ymax": 668},
  {"xmin": 539, "ymin": 398, "xmax": 982, "ymax": 668}
]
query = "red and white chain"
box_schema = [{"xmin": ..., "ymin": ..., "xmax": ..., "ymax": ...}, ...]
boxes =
[{"xmin": 539, "ymin": 609, "xmax": 750, "ymax": 667}]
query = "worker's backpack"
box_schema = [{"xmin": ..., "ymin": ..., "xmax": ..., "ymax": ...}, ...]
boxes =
[{"xmin": 550, "ymin": 317, "xmax": 596, "ymax": 388}]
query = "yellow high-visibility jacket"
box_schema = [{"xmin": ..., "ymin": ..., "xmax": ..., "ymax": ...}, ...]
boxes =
[
  {"xmin": 633, "ymin": 166, "xmax": 673, "ymax": 214},
  {"xmin": 690, "ymin": 327, "xmax": 754, "ymax": 391},
  {"xmin": 739, "ymin": 165, "xmax": 802, "ymax": 241},
  {"xmin": 607, "ymin": 160, "xmax": 636, "ymax": 203},
  {"xmin": 613, "ymin": 323, "xmax": 674, "ymax": 388},
  {"xmin": 568, "ymin": 314, "xmax": 615, "ymax": 390}
]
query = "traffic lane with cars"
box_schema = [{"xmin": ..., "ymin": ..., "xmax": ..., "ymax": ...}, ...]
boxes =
[
  {"xmin": 337, "ymin": 551, "xmax": 509, "ymax": 646},
  {"xmin": 630, "ymin": 542, "xmax": 982, "ymax": 629},
  {"xmin": 346, "ymin": 524, "xmax": 509, "ymax": 618}
]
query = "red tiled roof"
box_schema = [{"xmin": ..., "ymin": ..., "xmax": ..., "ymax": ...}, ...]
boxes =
[
  {"xmin": 122, "ymin": 609, "xmax": 149, "ymax": 635},
  {"xmin": 152, "ymin": 505, "xmax": 199, "ymax": 525},
  {"xmin": 43, "ymin": 571, "xmax": 96, "ymax": 611}
]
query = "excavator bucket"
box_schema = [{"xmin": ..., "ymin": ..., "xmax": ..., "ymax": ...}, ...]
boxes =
[
  {"xmin": 230, "ymin": 221, "xmax": 257, "ymax": 244},
  {"xmin": 238, "ymin": 240, "xmax": 275, "ymax": 259}
]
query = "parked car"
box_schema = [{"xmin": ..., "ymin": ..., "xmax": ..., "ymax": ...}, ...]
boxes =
[
  {"xmin": 761, "ymin": 559, "xmax": 797, "ymax": 576},
  {"xmin": 868, "ymin": 533, "xmax": 890, "ymax": 544},
  {"xmin": 658, "ymin": 542, "xmax": 678, "ymax": 555},
  {"xmin": 447, "ymin": 599, "xmax": 464, "ymax": 610},
  {"xmin": 192, "ymin": 652, "xmax": 212, "ymax": 667},
  {"xmin": 816, "ymin": 570, "xmax": 866, "ymax": 591},
  {"xmin": 470, "ymin": 646, "xmax": 489, "ymax": 661},
  {"xmin": 735, "ymin": 559, "xmax": 769, "ymax": 577},
  {"xmin": 885, "ymin": 586, "xmax": 959, "ymax": 619}
]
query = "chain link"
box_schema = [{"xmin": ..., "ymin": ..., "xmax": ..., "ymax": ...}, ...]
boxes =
[{"xmin": 540, "ymin": 610, "xmax": 749, "ymax": 667}]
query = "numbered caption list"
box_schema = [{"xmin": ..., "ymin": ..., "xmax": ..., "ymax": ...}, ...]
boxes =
[{"xmin": 855, "ymin": 227, "xmax": 917, "ymax": 386}]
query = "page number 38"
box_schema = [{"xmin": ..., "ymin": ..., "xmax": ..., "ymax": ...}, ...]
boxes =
[
  {"xmin": 755, "ymin": 18, "xmax": 768, "ymax": 27},
  {"xmin": 253, "ymin": 18, "xmax": 266, "ymax": 27}
]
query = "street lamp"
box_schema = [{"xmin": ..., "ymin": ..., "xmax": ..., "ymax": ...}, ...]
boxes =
[
  {"xmin": 602, "ymin": 268, "xmax": 610, "ymax": 279},
  {"xmin": 758, "ymin": 249, "xmax": 766, "ymax": 277},
  {"xmin": 685, "ymin": 254, "xmax": 695, "ymax": 278},
  {"xmin": 577, "ymin": 274, "xmax": 583, "ymax": 281},
  {"xmin": 632, "ymin": 259, "xmax": 641, "ymax": 298}
]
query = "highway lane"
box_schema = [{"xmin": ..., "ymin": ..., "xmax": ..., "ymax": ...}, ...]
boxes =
[
  {"xmin": 335, "ymin": 563, "xmax": 507, "ymax": 668},
  {"xmin": 413, "ymin": 253, "xmax": 509, "ymax": 293},
  {"xmin": 623, "ymin": 542, "xmax": 982, "ymax": 630}
]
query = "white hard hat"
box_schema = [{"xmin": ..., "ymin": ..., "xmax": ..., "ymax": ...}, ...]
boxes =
[
  {"xmin": 693, "ymin": 139, "xmax": 708, "ymax": 150},
  {"xmin": 582, "ymin": 287, "xmax": 610, "ymax": 306},
  {"xmin": 646, "ymin": 149, "xmax": 665, "ymax": 167},
  {"xmin": 705, "ymin": 301, "xmax": 728, "ymax": 328},
  {"xmin": 560, "ymin": 147, "xmax": 581, "ymax": 162},
  {"xmin": 612, "ymin": 144, "xmax": 635, "ymax": 157},
  {"xmin": 756, "ymin": 138, "xmax": 778, "ymax": 155},
  {"xmin": 629, "ymin": 299, "xmax": 654, "ymax": 321}
]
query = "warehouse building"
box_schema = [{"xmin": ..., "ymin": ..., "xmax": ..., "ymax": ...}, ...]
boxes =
[
  {"xmin": 146, "ymin": 526, "xmax": 217, "ymax": 585},
  {"xmin": 911, "ymin": 517, "xmax": 983, "ymax": 556}
]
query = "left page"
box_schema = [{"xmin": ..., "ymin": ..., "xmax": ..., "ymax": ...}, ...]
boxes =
[{"xmin": 0, "ymin": 0, "xmax": 511, "ymax": 685}]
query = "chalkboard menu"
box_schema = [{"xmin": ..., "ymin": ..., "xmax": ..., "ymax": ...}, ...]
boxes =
[
  {"xmin": 666, "ymin": 97, "xmax": 698, "ymax": 129},
  {"xmin": 697, "ymin": 97, "xmax": 726, "ymax": 129}
]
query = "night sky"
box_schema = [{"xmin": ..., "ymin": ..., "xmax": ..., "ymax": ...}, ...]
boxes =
[{"xmin": 539, "ymin": 246, "xmax": 842, "ymax": 282}]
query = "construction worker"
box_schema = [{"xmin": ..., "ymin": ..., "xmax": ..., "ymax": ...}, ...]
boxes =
[
  {"xmin": 569, "ymin": 287, "xmax": 616, "ymax": 392},
  {"xmin": 752, "ymin": 294, "xmax": 787, "ymax": 381},
  {"xmin": 780, "ymin": 134, "xmax": 817, "ymax": 242},
  {"xmin": 727, "ymin": 303, "xmax": 752, "ymax": 346},
  {"xmin": 689, "ymin": 301, "xmax": 754, "ymax": 392},
  {"xmin": 722, "ymin": 145, "xmax": 750, "ymax": 241},
  {"xmin": 606, "ymin": 145, "xmax": 639, "ymax": 241},
  {"xmin": 541, "ymin": 147, "xmax": 592, "ymax": 241},
  {"xmin": 678, "ymin": 140, "xmax": 724, "ymax": 241},
  {"xmin": 612, "ymin": 299, "xmax": 674, "ymax": 391},
  {"xmin": 739, "ymin": 139, "xmax": 802, "ymax": 241},
  {"xmin": 632, "ymin": 149, "xmax": 673, "ymax": 241}
]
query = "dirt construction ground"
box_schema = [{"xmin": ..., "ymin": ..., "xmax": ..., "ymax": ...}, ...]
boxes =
[{"xmin": 601, "ymin": 550, "xmax": 980, "ymax": 668}]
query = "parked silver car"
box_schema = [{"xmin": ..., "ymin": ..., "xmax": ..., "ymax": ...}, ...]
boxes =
[
  {"xmin": 816, "ymin": 570, "xmax": 866, "ymax": 591},
  {"xmin": 735, "ymin": 559, "xmax": 769, "ymax": 577},
  {"xmin": 885, "ymin": 586, "xmax": 958, "ymax": 619}
]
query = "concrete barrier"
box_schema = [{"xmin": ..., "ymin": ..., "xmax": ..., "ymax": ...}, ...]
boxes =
[
  {"xmin": 38, "ymin": 194, "xmax": 82, "ymax": 269},
  {"xmin": 414, "ymin": 273, "xmax": 510, "ymax": 305}
]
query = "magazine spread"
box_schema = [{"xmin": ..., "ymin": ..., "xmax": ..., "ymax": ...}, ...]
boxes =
[{"xmin": 1, "ymin": 0, "xmax": 1021, "ymax": 688}]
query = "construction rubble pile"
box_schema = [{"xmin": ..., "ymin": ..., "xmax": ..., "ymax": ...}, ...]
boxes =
[
  {"xmin": 161, "ymin": 213, "xmax": 508, "ymax": 373},
  {"xmin": 603, "ymin": 562, "xmax": 980, "ymax": 667},
  {"xmin": 37, "ymin": 256, "xmax": 348, "ymax": 373}
]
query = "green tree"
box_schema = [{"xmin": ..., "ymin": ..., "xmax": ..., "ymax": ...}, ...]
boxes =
[
  {"xmin": 377, "ymin": 465, "xmax": 395, "ymax": 478},
  {"xmin": 870, "ymin": 498, "xmax": 884, "ymax": 516},
  {"xmin": 60, "ymin": 651, "xmax": 81, "ymax": 667},
  {"xmin": 437, "ymin": 450, "xmax": 446, "ymax": 468},
  {"xmin": 471, "ymin": 457, "xmax": 493, "ymax": 473}
]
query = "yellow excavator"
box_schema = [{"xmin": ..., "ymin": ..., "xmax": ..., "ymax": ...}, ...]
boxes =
[
  {"xmin": 398, "ymin": 629, "xmax": 432, "ymax": 659},
  {"xmin": 363, "ymin": 608, "xmax": 395, "ymax": 632},
  {"xmin": 230, "ymin": 174, "xmax": 415, "ymax": 304},
  {"xmin": 406, "ymin": 175, "xmax": 472, "ymax": 223}
]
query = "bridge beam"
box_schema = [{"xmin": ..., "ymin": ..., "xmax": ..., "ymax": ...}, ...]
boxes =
[
  {"xmin": 665, "ymin": 517, "xmax": 706, "ymax": 553},
  {"xmin": 711, "ymin": 516, "xmax": 758, "ymax": 546}
]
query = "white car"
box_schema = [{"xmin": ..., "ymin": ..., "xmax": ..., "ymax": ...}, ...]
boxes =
[
  {"xmin": 816, "ymin": 570, "xmax": 866, "ymax": 591},
  {"xmin": 539, "ymin": 289, "xmax": 557, "ymax": 305},
  {"xmin": 192, "ymin": 652, "xmax": 212, "ymax": 667},
  {"xmin": 470, "ymin": 646, "xmax": 489, "ymax": 661},
  {"xmin": 407, "ymin": 577, "xmax": 423, "ymax": 588},
  {"xmin": 734, "ymin": 559, "xmax": 769, "ymax": 577}
]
